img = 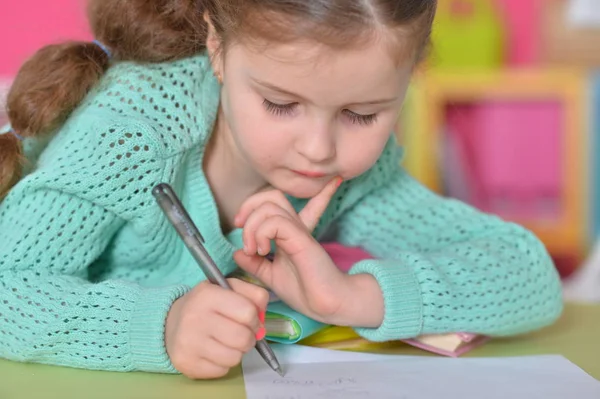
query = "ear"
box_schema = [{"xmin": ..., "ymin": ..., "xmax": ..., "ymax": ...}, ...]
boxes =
[{"xmin": 204, "ymin": 11, "xmax": 224, "ymax": 83}]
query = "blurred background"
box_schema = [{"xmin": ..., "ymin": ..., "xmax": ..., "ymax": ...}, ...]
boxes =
[
  {"xmin": 395, "ymin": 0, "xmax": 600, "ymax": 301},
  {"xmin": 1, "ymin": 0, "xmax": 599, "ymax": 299}
]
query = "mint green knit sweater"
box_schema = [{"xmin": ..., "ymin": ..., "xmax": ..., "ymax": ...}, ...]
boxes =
[{"xmin": 0, "ymin": 52, "xmax": 563, "ymax": 373}]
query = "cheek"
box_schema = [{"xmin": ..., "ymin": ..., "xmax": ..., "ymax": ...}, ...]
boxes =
[
  {"xmin": 222, "ymin": 88, "xmax": 264, "ymax": 143},
  {"xmin": 339, "ymin": 132, "xmax": 390, "ymax": 178},
  {"xmin": 339, "ymin": 112, "xmax": 399, "ymax": 177},
  {"xmin": 221, "ymin": 88, "xmax": 288, "ymax": 164}
]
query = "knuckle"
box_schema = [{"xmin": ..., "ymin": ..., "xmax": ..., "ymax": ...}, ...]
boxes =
[
  {"xmin": 219, "ymin": 348, "xmax": 243, "ymax": 368},
  {"xmin": 252, "ymin": 201, "xmax": 280, "ymax": 219},
  {"xmin": 264, "ymin": 201, "xmax": 280, "ymax": 213},
  {"xmin": 254, "ymin": 287, "xmax": 270, "ymax": 308},
  {"xmin": 192, "ymin": 361, "xmax": 229, "ymax": 380},
  {"xmin": 240, "ymin": 303, "xmax": 258, "ymax": 325},
  {"xmin": 170, "ymin": 351, "xmax": 195, "ymax": 375},
  {"xmin": 271, "ymin": 214, "xmax": 290, "ymax": 225},
  {"xmin": 240, "ymin": 331, "xmax": 256, "ymax": 352}
]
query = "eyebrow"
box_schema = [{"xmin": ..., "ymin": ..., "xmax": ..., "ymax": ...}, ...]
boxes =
[{"xmin": 250, "ymin": 78, "xmax": 398, "ymax": 106}]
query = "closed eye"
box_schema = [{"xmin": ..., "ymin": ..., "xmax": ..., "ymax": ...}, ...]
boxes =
[
  {"xmin": 263, "ymin": 99, "xmax": 378, "ymax": 126},
  {"xmin": 342, "ymin": 110, "xmax": 378, "ymax": 126},
  {"xmin": 263, "ymin": 99, "xmax": 298, "ymax": 117}
]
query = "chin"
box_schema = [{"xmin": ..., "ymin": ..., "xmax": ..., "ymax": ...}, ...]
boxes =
[
  {"xmin": 281, "ymin": 185, "xmax": 320, "ymax": 199},
  {"xmin": 274, "ymin": 179, "xmax": 325, "ymax": 199}
]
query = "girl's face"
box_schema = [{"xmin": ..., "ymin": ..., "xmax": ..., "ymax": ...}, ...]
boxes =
[{"xmin": 216, "ymin": 37, "xmax": 413, "ymax": 199}]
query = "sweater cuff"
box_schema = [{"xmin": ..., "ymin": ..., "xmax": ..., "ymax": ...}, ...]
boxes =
[
  {"xmin": 129, "ymin": 285, "xmax": 190, "ymax": 373},
  {"xmin": 348, "ymin": 259, "xmax": 423, "ymax": 341}
]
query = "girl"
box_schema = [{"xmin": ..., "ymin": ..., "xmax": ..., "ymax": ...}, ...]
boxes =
[{"xmin": 0, "ymin": 0, "xmax": 563, "ymax": 379}]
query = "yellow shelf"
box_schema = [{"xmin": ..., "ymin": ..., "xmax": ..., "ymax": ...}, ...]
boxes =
[{"xmin": 397, "ymin": 68, "xmax": 589, "ymax": 258}]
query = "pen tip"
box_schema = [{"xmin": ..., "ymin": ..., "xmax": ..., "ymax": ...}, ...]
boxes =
[{"xmin": 276, "ymin": 367, "xmax": 285, "ymax": 377}]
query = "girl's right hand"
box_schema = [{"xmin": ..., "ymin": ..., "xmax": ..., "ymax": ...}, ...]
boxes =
[{"xmin": 165, "ymin": 278, "xmax": 269, "ymax": 379}]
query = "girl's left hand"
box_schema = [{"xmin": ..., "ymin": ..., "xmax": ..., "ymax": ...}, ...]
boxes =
[{"xmin": 233, "ymin": 178, "xmax": 365, "ymax": 325}]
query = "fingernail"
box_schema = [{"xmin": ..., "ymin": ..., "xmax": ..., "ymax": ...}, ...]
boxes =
[
  {"xmin": 255, "ymin": 327, "xmax": 266, "ymax": 341},
  {"xmin": 243, "ymin": 244, "xmax": 249, "ymax": 255},
  {"xmin": 257, "ymin": 246, "xmax": 265, "ymax": 256},
  {"xmin": 259, "ymin": 310, "xmax": 266, "ymax": 323}
]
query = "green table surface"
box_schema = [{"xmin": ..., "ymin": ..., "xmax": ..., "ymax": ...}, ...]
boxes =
[{"xmin": 1, "ymin": 302, "xmax": 598, "ymax": 399}]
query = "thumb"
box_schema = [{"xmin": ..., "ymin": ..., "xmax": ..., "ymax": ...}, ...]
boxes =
[
  {"xmin": 233, "ymin": 250, "xmax": 273, "ymax": 286},
  {"xmin": 299, "ymin": 176, "xmax": 342, "ymax": 232}
]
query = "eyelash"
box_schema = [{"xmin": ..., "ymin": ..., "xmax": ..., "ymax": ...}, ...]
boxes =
[
  {"xmin": 342, "ymin": 110, "xmax": 378, "ymax": 126},
  {"xmin": 263, "ymin": 99, "xmax": 297, "ymax": 117},
  {"xmin": 262, "ymin": 99, "xmax": 378, "ymax": 126}
]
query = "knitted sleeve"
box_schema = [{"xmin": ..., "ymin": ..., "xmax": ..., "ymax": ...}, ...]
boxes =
[
  {"xmin": 0, "ymin": 121, "xmax": 189, "ymax": 373},
  {"xmin": 335, "ymin": 168, "xmax": 564, "ymax": 342}
]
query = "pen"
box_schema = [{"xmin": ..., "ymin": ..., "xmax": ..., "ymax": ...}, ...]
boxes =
[{"xmin": 152, "ymin": 183, "xmax": 285, "ymax": 377}]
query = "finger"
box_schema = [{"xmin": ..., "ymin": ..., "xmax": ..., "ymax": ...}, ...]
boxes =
[
  {"xmin": 212, "ymin": 286, "xmax": 262, "ymax": 331},
  {"xmin": 254, "ymin": 214, "xmax": 313, "ymax": 258},
  {"xmin": 235, "ymin": 189, "xmax": 297, "ymax": 228},
  {"xmin": 199, "ymin": 337, "xmax": 246, "ymax": 369},
  {"xmin": 187, "ymin": 357, "xmax": 230, "ymax": 380},
  {"xmin": 234, "ymin": 250, "xmax": 273, "ymax": 287},
  {"xmin": 227, "ymin": 278, "xmax": 270, "ymax": 314},
  {"xmin": 208, "ymin": 315, "xmax": 257, "ymax": 354},
  {"xmin": 242, "ymin": 201, "xmax": 295, "ymax": 256},
  {"xmin": 299, "ymin": 176, "xmax": 342, "ymax": 231}
]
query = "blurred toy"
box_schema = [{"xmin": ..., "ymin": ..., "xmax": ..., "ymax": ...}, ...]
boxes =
[
  {"xmin": 494, "ymin": 0, "xmax": 542, "ymax": 66},
  {"xmin": 430, "ymin": 0, "xmax": 505, "ymax": 69}
]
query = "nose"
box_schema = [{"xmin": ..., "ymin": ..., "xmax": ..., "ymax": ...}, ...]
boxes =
[{"xmin": 295, "ymin": 123, "xmax": 336, "ymax": 164}]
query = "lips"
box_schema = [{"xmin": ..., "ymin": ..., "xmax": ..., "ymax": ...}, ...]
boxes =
[{"xmin": 292, "ymin": 170, "xmax": 328, "ymax": 178}]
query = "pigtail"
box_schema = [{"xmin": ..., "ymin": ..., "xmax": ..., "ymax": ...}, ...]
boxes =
[
  {"xmin": 1, "ymin": 41, "xmax": 110, "ymax": 199},
  {"xmin": 0, "ymin": 132, "xmax": 24, "ymax": 201},
  {"xmin": 1, "ymin": 0, "xmax": 211, "ymax": 199}
]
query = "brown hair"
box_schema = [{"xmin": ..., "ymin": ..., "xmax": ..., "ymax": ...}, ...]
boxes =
[{"xmin": 0, "ymin": 0, "xmax": 436, "ymax": 199}]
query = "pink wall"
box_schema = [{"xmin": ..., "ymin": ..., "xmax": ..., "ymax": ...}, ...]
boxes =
[{"xmin": 0, "ymin": 0, "xmax": 91, "ymax": 78}]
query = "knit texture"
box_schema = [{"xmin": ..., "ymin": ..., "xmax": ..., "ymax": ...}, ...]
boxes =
[{"xmin": 0, "ymin": 52, "xmax": 563, "ymax": 373}]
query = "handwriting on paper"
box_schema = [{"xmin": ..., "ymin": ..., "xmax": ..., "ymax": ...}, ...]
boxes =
[
  {"xmin": 264, "ymin": 376, "xmax": 375, "ymax": 399},
  {"xmin": 243, "ymin": 362, "xmax": 402, "ymax": 399},
  {"xmin": 273, "ymin": 377, "xmax": 356, "ymax": 387},
  {"xmin": 242, "ymin": 353, "xmax": 600, "ymax": 399}
]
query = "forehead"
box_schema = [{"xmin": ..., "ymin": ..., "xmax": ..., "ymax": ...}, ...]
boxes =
[{"xmin": 225, "ymin": 38, "xmax": 414, "ymax": 104}]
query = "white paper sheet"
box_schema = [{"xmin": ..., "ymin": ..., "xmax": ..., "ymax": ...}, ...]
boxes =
[
  {"xmin": 243, "ymin": 344, "xmax": 403, "ymax": 367},
  {"xmin": 242, "ymin": 346, "xmax": 600, "ymax": 399}
]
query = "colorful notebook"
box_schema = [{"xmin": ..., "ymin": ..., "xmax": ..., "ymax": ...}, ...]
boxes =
[
  {"xmin": 231, "ymin": 243, "xmax": 488, "ymax": 355},
  {"xmin": 403, "ymin": 332, "xmax": 490, "ymax": 357},
  {"xmin": 297, "ymin": 326, "xmax": 489, "ymax": 357}
]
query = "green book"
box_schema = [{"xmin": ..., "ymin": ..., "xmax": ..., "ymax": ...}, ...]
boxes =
[{"xmin": 265, "ymin": 300, "xmax": 329, "ymax": 344}]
